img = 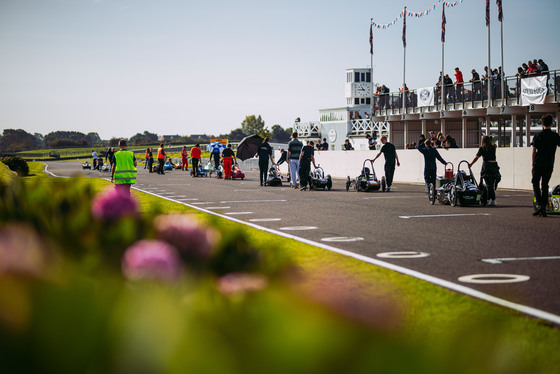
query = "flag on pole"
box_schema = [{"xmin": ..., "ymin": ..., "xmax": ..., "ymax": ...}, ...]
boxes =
[
  {"xmin": 496, "ymin": 0, "xmax": 503, "ymax": 22},
  {"xmin": 402, "ymin": 11, "xmax": 407, "ymax": 47},
  {"xmin": 486, "ymin": 0, "xmax": 490, "ymax": 26},
  {"xmin": 369, "ymin": 23, "xmax": 373, "ymax": 54},
  {"xmin": 441, "ymin": 5, "xmax": 446, "ymax": 43}
]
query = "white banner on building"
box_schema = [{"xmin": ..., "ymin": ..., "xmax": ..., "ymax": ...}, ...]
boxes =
[
  {"xmin": 520, "ymin": 76, "xmax": 547, "ymax": 106},
  {"xmin": 417, "ymin": 86, "xmax": 435, "ymax": 107}
]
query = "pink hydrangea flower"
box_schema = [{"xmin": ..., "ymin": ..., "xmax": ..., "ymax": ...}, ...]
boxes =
[
  {"xmin": 0, "ymin": 224, "xmax": 49, "ymax": 276},
  {"xmin": 217, "ymin": 272, "xmax": 268, "ymax": 295},
  {"xmin": 154, "ymin": 214, "xmax": 220, "ymax": 260},
  {"xmin": 122, "ymin": 240, "xmax": 182, "ymax": 282},
  {"xmin": 91, "ymin": 187, "xmax": 138, "ymax": 221}
]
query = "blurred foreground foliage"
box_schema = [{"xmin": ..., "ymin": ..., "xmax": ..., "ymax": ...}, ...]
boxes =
[{"xmin": 0, "ymin": 177, "xmax": 554, "ymax": 374}]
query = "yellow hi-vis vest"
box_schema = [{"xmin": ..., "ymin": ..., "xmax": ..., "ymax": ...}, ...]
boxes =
[{"xmin": 114, "ymin": 150, "xmax": 137, "ymax": 185}]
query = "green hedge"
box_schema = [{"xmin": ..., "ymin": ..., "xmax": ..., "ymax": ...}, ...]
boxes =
[{"xmin": 1, "ymin": 156, "xmax": 29, "ymax": 176}]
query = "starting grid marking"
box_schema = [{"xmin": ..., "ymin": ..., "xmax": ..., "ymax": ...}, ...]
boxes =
[{"xmin": 399, "ymin": 213, "xmax": 491, "ymax": 219}]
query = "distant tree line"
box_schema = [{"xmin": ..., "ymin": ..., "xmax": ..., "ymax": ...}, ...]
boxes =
[{"xmin": 0, "ymin": 115, "xmax": 293, "ymax": 152}]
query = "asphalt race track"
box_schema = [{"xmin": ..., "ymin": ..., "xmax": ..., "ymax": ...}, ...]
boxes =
[{"xmin": 46, "ymin": 161, "xmax": 560, "ymax": 324}]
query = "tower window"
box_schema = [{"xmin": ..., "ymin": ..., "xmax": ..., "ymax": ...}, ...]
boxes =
[{"xmin": 355, "ymin": 72, "xmax": 360, "ymax": 82}]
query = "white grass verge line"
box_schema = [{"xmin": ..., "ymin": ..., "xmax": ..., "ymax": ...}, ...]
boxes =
[
  {"xmin": 43, "ymin": 165, "xmax": 70, "ymax": 178},
  {"xmin": 88, "ymin": 183, "xmax": 556, "ymax": 327}
]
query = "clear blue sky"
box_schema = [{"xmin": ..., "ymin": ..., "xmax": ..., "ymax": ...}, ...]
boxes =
[{"xmin": 1, "ymin": 0, "xmax": 558, "ymax": 140}]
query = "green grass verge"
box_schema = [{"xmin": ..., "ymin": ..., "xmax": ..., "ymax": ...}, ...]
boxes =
[{"xmin": 22, "ymin": 163, "xmax": 560, "ymax": 372}]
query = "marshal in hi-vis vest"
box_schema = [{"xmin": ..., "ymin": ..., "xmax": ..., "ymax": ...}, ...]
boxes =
[{"xmin": 114, "ymin": 150, "xmax": 137, "ymax": 185}]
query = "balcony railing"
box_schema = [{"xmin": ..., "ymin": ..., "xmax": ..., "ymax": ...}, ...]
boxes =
[
  {"xmin": 372, "ymin": 69, "xmax": 559, "ymax": 115},
  {"xmin": 293, "ymin": 121, "xmax": 320, "ymax": 137}
]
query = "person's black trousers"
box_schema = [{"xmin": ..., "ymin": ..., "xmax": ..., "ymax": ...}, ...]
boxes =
[
  {"xmin": 532, "ymin": 166, "xmax": 553, "ymax": 210},
  {"xmin": 259, "ymin": 159, "xmax": 268, "ymax": 186},
  {"xmin": 213, "ymin": 153, "xmax": 220, "ymax": 170},
  {"xmin": 384, "ymin": 163, "xmax": 395, "ymax": 187},
  {"xmin": 299, "ymin": 161, "xmax": 311, "ymax": 188},
  {"xmin": 158, "ymin": 158, "xmax": 165, "ymax": 174},
  {"xmin": 192, "ymin": 158, "xmax": 199, "ymax": 176}
]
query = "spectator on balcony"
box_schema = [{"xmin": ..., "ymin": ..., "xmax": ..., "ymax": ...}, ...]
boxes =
[
  {"xmin": 444, "ymin": 74, "xmax": 454, "ymax": 103},
  {"xmin": 454, "ymin": 68, "xmax": 464, "ymax": 101},
  {"xmin": 445, "ymin": 135, "xmax": 459, "ymax": 149},
  {"xmin": 315, "ymin": 141, "xmax": 322, "ymax": 151},
  {"xmin": 381, "ymin": 85, "xmax": 390, "ymax": 109},
  {"xmin": 470, "ymin": 69, "xmax": 481, "ymax": 101},
  {"xmin": 481, "ymin": 66, "xmax": 490, "ymax": 100},
  {"xmin": 539, "ymin": 59, "xmax": 550, "ymax": 92},
  {"xmin": 343, "ymin": 139, "xmax": 354, "ymax": 151},
  {"xmin": 366, "ymin": 133, "xmax": 377, "ymax": 150},
  {"xmin": 321, "ymin": 138, "xmax": 329, "ymax": 150}
]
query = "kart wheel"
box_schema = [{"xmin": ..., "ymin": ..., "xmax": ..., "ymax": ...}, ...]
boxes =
[
  {"xmin": 346, "ymin": 176, "xmax": 350, "ymax": 191},
  {"xmin": 327, "ymin": 176, "xmax": 332, "ymax": 190},
  {"xmin": 241, "ymin": 177, "xmax": 244, "ymax": 180},
  {"xmin": 381, "ymin": 177, "xmax": 386, "ymax": 192},
  {"xmin": 553, "ymin": 198, "xmax": 559, "ymax": 211},
  {"xmin": 428, "ymin": 183, "xmax": 436, "ymax": 205},
  {"xmin": 480, "ymin": 185, "xmax": 488, "ymax": 206},
  {"xmin": 449, "ymin": 185, "xmax": 458, "ymax": 207}
]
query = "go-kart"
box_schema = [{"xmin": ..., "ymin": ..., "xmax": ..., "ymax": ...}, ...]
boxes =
[
  {"xmin": 533, "ymin": 184, "xmax": 560, "ymax": 214},
  {"xmin": 429, "ymin": 160, "xmax": 488, "ymax": 206},
  {"xmin": 232, "ymin": 163, "xmax": 245, "ymax": 180},
  {"xmin": 82, "ymin": 162, "xmax": 91, "ymax": 170},
  {"xmin": 308, "ymin": 165, "xmax": 332, "ymax": 190},
  {"xmin": 190, "ymin": 165, "xmax": 207, "ymax": 177},
  {"xmin": 346, "ymin": 159, "xmax": 386, "ymax": 192},
  {"xmin": 265, "ymin": 166, "xmax": 283, "ymax": 186},
  {"xmin": 101, "ymin": 163, "xmax": 111, "ymax": 172}
]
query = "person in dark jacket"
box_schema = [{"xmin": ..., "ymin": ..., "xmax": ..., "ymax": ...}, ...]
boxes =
[
  {"xmin": 418, "ymin": 139, "xmax": 447, "ymax": 191},
  {"xmin": 531, "ymin": 114, "xmax": 560, "ymax": 216},
  {"xmin": 372, "ymin": 136, "xmax": 400, "ymax": 192},
  {"xmin": 469, "ymin": 136, "xmax": 500, "ymax": 206},
  {"xmin": 257, "ymin": 137, "xmax": 276, "ymax": 186},
  {"xmin": 298, "ymin": 140, "xmax": 317, "ymax": 191},
  {"xmin": 277, "ymin": 148, "xmax": 287, "ymax": 166}
]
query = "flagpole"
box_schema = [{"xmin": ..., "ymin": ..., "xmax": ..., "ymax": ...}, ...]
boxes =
[
  {"xmin": 370, "ymin": 19, "xmax": 374, "ymax": 120},
  {"xmin": 500, "ymin": 17, "xmax": 505, "ymax": 106},
  {"xmin": 441, "ymin": 4, "xmax": 445, "ymax": 111},
  {"xmin": 402, "ymin": 6, "xmax": 407, "ymax": 113},
  {"xmin": 487, "ymin": 0, "xmax": 492, "ymax": 107}
]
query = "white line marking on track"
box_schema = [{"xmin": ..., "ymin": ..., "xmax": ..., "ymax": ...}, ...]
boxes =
[
  {"xmin": 458, "ymin": 274, "xmax": 530, "ymax": 284},
  {"xmin": 234, "ymin": 189, "xmax": 260, "ymax": 192},
  {"xmin": 249, "ymin": 218, "xmax": 282, "ymax": 222},
  {"xmin": 363, "ymin": 196, "xmax": 424, "ymax": 200},
  {"xmin": 219, "ymin": 199, "xmax": 287, "ymax": 204},
  {"xmin": 280, "ymin": 226, "xmax": 317, "ymax": 231},
  {"xmin": 205, "ymin": 206, "xmax": 231, "ymax": 210},
  {"xmin": 96, "ymin": 183, "xmax": 560, "ymax": 326},
  {"xmin": 225, "ymin": 212, "xmax": 254, "ymax": 215},
  {"xmin": 399, "ymin": 213, "xmax": 491, "ymax": 219},
  {"xmin": 377, "ymin": 251, "xmax": 430, "ymax": 258},
  {"xmin": 321, "ymin": 237, "xmax": 364, "ymax": 242},
  {"xmin": 191, "ymin": 202, "xmax": 216, "ymax": 205},
  {"xmin": 176, "ymin": 198, "xmax": 199, "ymax": 201},
  {"xmin": 481, "ymin": 256, "xmax": 560, "ymax": 264}
]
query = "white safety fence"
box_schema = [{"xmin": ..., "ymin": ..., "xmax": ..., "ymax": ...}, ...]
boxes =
[{"xmin": 275, "ymin": 148, "xmax": 560, "ymax": 190}]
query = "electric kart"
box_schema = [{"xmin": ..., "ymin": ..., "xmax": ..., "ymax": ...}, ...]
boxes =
[
  {"xmin": 82, "ymin": 162, "xmax": 92, "ymax": 170},
  {"xmin": 265, "ymin": 165, "xmax": 283, "ymax": 186},
  {"xmin": 533, "ymin": 184, "xmax": 560, "ymax": 214},
  {"xmin": 308, "ymin": 165, "xmax": 332, "ymax": 190},
  {"xmin": 429, "ymin": 160, "xmax": 488, "ymax": 207},
  {"xmin": 346, "ymin": 159, "xmax": 386, "ymax": 192},
  {"xmin": 231, "ymin": 163, "xmax": 245, "ymax": 180}
]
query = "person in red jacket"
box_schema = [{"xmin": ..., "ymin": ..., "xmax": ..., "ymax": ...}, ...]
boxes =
[
  {"xmin": 190, "ymin": 144, "xmax": 202, "ymax": 177},
  {"xmin": 180, "ymin": 146, "xmax": 189, "ymax": 171},
  {"xmin": 455, "ymin": 67, "xmax": 464, "ymax": 102}
]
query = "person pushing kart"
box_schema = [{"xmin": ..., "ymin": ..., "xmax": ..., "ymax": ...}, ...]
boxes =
[
  {"xmin": 417, "ymin": 137, "xmax": 446, "ymax": 191},
  {"xmin": 371, "ymin": 135, "xmax": 400, "ymax": 192}
]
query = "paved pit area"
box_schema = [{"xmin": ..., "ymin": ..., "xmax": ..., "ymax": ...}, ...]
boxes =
[{"xmin": 46, "ymin": 161, "xmax": 560, "ymax": 323}]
